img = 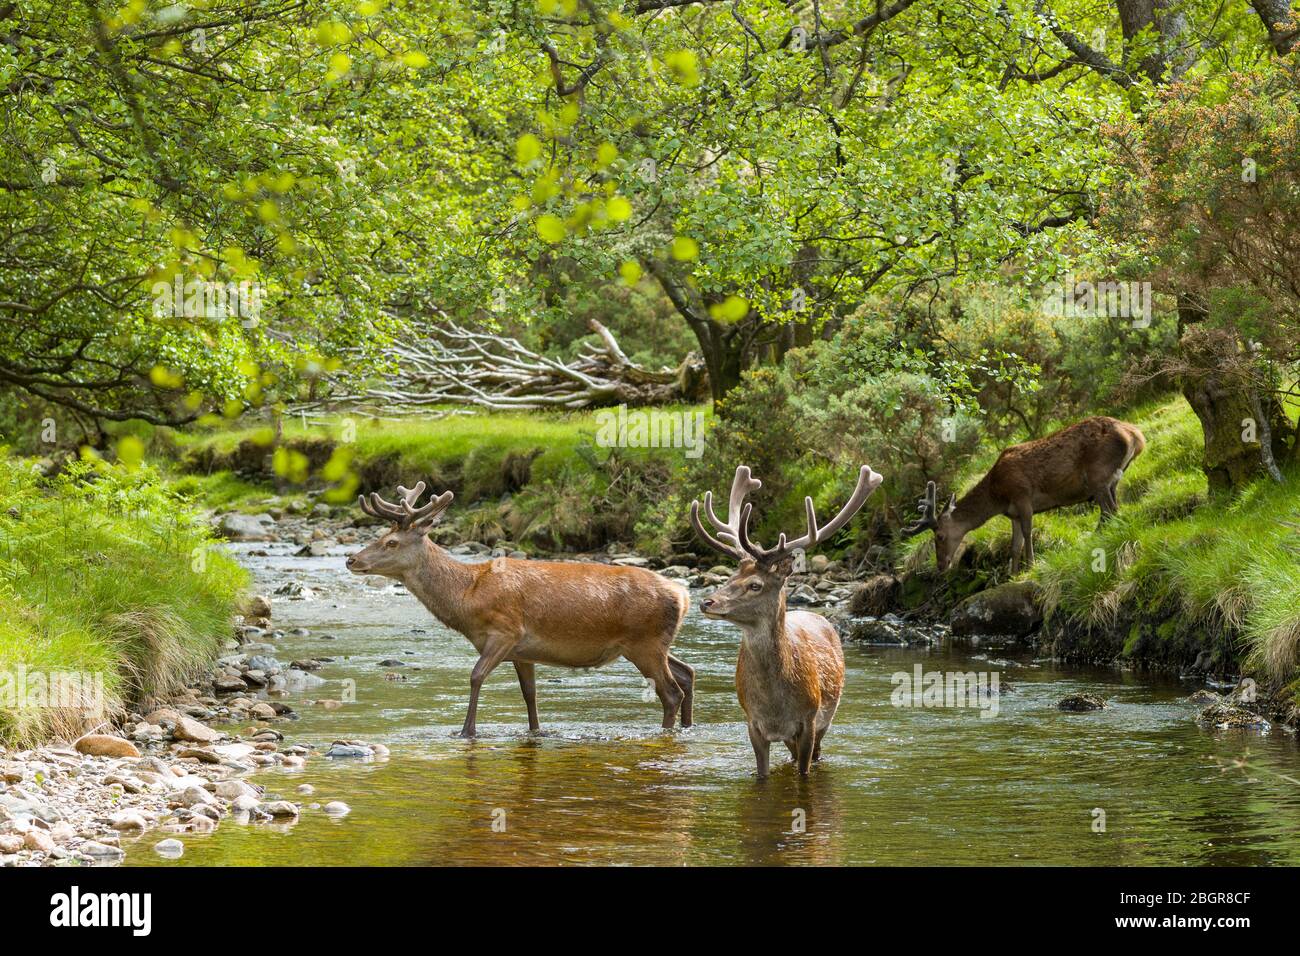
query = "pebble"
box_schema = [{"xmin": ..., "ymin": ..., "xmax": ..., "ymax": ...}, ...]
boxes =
[{"xmin": 323, "ymin": 801, "xmax": 350, "ymax": 816}]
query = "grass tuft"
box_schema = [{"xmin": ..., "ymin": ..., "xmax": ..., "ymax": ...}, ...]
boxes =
[{"xmin": 0, "ymin": 456, "xmax": 247, "ymax": 746}]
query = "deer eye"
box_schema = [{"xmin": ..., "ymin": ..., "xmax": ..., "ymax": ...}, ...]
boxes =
[
  {"xmin": 384, "ymin": 539, "xmax": 399, "ymax": 549},
  {"xmin": 747, "ymin": 582, "xmax": 762, "ymax": 592}
]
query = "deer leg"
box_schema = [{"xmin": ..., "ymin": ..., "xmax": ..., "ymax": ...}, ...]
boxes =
[
  {"xmin": 1010, "ymin": 519, "xmax": 1024, "ymax": 574},
  {"xmin": 667, "ymin": 654, "xmax": 694, "ymax": 728},
  {"xmin": 513, "ymin": 661, "xmax": 540, "ymax": 733},
  {"xmin": 628, "ymin": 651, "xmax": 683, "ymax": 729},
  {"xmin": 460, "ymin": 638, "xmax": 515, "ymax": 738},
  {"xmin": 748, "ymin": 724, "xmax": 771, "ymax": 780},
  {"xmin": 1021, "ymin": 512, "xmax": 1036, "ymax": 566},
  {"xmin": 793, "ymin": 723, "xmax": 816, "ymax": 776},
  {"xmin": 812, "ymin": 726, "xmax": 828, "ymax": 762}
]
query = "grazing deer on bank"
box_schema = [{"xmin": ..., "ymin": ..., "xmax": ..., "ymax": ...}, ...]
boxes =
[
  {"xmin": 901, "ymin": 416, "xmax": 1146, "ymax": 573},
  {"xmin": 691, "ymin": 464, "xmax": 883, "ymax": 778},
  {"xmin": 346, "ymin": 482, "xmax": 692, "ymax": 736}
]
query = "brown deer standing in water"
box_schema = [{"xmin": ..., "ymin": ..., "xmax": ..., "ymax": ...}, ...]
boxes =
[
  {"xmin": 901, "ymin": 416, "xmax": 1146, "ymax": 573},
  {"xmin": 691, "ymin": 464, "xmax": 883, "ymax": 778},
  {"xmin": 346, "ymin": 482, "xmax": 692, "ymax": 736}
]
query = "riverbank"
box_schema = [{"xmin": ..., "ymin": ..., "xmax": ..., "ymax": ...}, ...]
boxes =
[
  {"xmin": 0, "ymin": 568, "xmax": 387, "ymax": 867},
  {"xmin": 161, "ymin": 396, "xmax": 1300, "ymax": 700}
]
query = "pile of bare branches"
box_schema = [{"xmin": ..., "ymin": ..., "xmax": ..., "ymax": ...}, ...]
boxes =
[{"xmin": 294, "ymin": 313, "xmax": 707, "ymax": 417}]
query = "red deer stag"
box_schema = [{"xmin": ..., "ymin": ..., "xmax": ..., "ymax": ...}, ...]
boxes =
[
  {"xmin": 691, "ymin": 464, "xmax": 883, "ymax": 778},
  {"xmin": 901, "ymin": 416, "xmax": 1146, "ymax": 573},
  {"xmin": 346, "ymin": 482, "xmax": 691, "ymax": 736}
]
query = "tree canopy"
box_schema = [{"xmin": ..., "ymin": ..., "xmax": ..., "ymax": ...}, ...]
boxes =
[{"xmin": 2, "ymin": 1, "xmax": 1297, "ymax": 456}]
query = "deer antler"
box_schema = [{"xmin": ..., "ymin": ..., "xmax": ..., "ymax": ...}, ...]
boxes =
[
  {"xmin": 745, "ymin": 465, "xmax": 883, "ymax": 565},
  {"xmin": 357, "ymin": 480, "xmax": 455, "ymax": 529},
  {"xmin": 900, "ymin": 480, "xmax": 955, "ymax": 538},
  {"xmin": 690, "ymin": 464, "xmax": 883, "ymax": 565},
  {"xmin": 689, "ymin": 465, "xmax": 762, "ymax": 560}
]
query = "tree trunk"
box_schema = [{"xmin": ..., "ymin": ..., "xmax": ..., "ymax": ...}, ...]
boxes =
[{"xmin": 1177, "ymin": 308, "xmax": 1291, "ymax": 495}]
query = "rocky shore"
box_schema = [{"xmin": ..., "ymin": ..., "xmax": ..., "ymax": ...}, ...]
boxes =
[{"xmin": 0, "ymin": 586, "xmax": 386, "ymax": 868}]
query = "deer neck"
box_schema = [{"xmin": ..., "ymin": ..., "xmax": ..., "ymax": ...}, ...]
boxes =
[
  {"xmin": 952, "ymin": 484, "xmax": 1002, "ymax": 536},
  {"xmin": 738, "ymin": 590, "xmax": 797, "ymax": 676},
  {"xmin": 399, "ymin": 539, "xmax": 479, "ymax": 632}
]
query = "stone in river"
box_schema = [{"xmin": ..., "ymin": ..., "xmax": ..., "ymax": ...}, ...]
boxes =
[
  {"xmin": 231, "ymin": 794, "xmax": 259, "ymax": 813},
  {"xmin": 1057, "ymin": 693, "xmax": 1106, "ymax": 712},
  {"xmin": 248, "ymin": 702, "xmax": 277, "ymax": 720},
  {"xmin": 110, "ymin": 811, "xmax": 148, "ymax": 831},
  {"xmin": 153, "ymin": 838, "xmax": 184, "ymax": 859},
  {"xmin": 179, "ymin": 784, "xmax": 215, "ymax": 807},
  {"xmin": 324, "ymin": 743, "xmax": 372, "ymax": 759},
  {"xmin": 1197, "ymin": 701, "xmax": 1270, "ymax": 730},
  {"xmin": 215, "ymin": 780, "xmax": 259, "ymax": 801},
  {"xmin": 262, "ymin": 801, "xmax": 299, "ymax": 818},
  {"xmin": 245, "ymin": 654, "xmax": 281, "ymax": 673},
  {"xmin": 323, "ymin": 801, "xmax": 351, "ymax": 816},
  {"xmin": 80, "ymin": 841, "xmax": 126, "ymax": 860}
]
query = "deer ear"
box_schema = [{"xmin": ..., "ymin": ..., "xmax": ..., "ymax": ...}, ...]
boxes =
[{"xmin": 769, "ymin": 553, "xmax": 796, "ymax": 578}]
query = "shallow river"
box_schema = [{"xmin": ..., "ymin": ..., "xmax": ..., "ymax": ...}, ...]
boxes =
[{"xmin": 128, "ymin": 544, "xmax": 1300, "ymax": 866}]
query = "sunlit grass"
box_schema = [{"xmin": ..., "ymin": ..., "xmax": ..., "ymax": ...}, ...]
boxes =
[{"xmin": 0, "ymin": 457, "xmax": 248, "ymax": 746}]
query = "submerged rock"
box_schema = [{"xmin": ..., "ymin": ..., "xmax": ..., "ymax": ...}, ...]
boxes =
[
  {"xmin": 1058, "ymin": 693, "xmax": 1106, "ymax": 712},
  {"xmin": 153, "ymin": 838, "xmax": 184, "ymax": 859}
]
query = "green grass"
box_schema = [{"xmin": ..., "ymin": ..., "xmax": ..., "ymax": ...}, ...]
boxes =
[
  {"xmin": 168, "ymin": 470, "xmax": 272, "ymax": 511},
  {"xmin": 177, "ymin": 406, "xmax": 709, "ymax": 472},
  {"xmin": 0, "ymin": 456, "xmax": 248, "ymax": 746},
  {"xmin": 899, "ymin": 396, "xmax": 1300, "ymax": 683}
]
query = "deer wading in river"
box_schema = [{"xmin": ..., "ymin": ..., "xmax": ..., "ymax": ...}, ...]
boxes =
[
  {"xmin": 691, "ymin": 464, "xmax": 884, "ymax": 778},
  {"xmin": 346, "ymin": 482, "xmax": 692, "ymax": 736},
  {"xmin": 901, "ymin": 416, "xmax": 1146, "ymax": 573}
]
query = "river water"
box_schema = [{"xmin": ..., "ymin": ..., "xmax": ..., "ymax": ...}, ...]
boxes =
[{"xmin": 127, "ymin": 544, "xmax": 1300, "ymax": 866}]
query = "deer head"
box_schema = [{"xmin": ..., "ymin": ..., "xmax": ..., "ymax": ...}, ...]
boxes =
[
  {"xmin": 900, "ymin": 480, "xmax": 959, "ymax": 571},
  {"xmin": 689, "ymin": 464, "xmax": 882, "ymax": 624},
  {"xmin": 346, "ymin": 481, "xmax": 454, "ymax": 578}
]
